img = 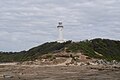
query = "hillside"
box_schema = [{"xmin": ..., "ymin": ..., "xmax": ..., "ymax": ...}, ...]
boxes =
[{"xmin": 0, "ymin": 38, "xmax": 120, "ymax": 62}]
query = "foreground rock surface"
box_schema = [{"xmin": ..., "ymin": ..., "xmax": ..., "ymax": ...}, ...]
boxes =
[{"xmin": 0, "ymin": 63, "xmax": 120, "ymax": 80}]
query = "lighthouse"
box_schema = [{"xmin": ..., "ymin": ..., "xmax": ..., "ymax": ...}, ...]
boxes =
[{"xmin": 57, "ymin": 22, "xmax": 64, "ymax": 43}]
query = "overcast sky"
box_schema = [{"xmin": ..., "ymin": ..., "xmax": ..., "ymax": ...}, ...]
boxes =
[{"xmin": 0, "ymin": 0, "xmax": 120, "ymax": 51}]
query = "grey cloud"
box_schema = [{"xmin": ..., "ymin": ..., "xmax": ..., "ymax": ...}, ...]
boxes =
[{"xmin": 0, "ymin": 0, "xmax": 120, "ymax": 51}]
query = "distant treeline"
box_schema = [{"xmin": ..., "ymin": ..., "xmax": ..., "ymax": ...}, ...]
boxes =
[{"xmin": 0, "ymin": 38, "xmax": 120, "ymax": 62}]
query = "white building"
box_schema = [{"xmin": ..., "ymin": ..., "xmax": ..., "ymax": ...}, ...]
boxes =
[{"xmin": 57, "ymin": 22, "xmax": 65, "ymax": 43}]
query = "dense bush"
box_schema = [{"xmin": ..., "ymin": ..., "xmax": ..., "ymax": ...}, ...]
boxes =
[{"xmin": 0, "ymin": 38, "xmax": 120, "ymax": 62}]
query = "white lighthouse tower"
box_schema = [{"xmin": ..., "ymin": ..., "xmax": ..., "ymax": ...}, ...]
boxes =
[{"xmin": 57, "ymin": 22, "xmax": 64, "ymax": 43}]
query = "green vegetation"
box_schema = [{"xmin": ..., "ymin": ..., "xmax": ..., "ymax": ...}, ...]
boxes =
[
  {"xmin": 0, "ymin": 51, "xmax": 26, "ymax": 62},
  {"xmin": 91, "ymin": 38, "xmax": 120, "ymax": 61},
  {"xmin": 0, "ymin": 38, "xmax": 120, "ymax": 62}
]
